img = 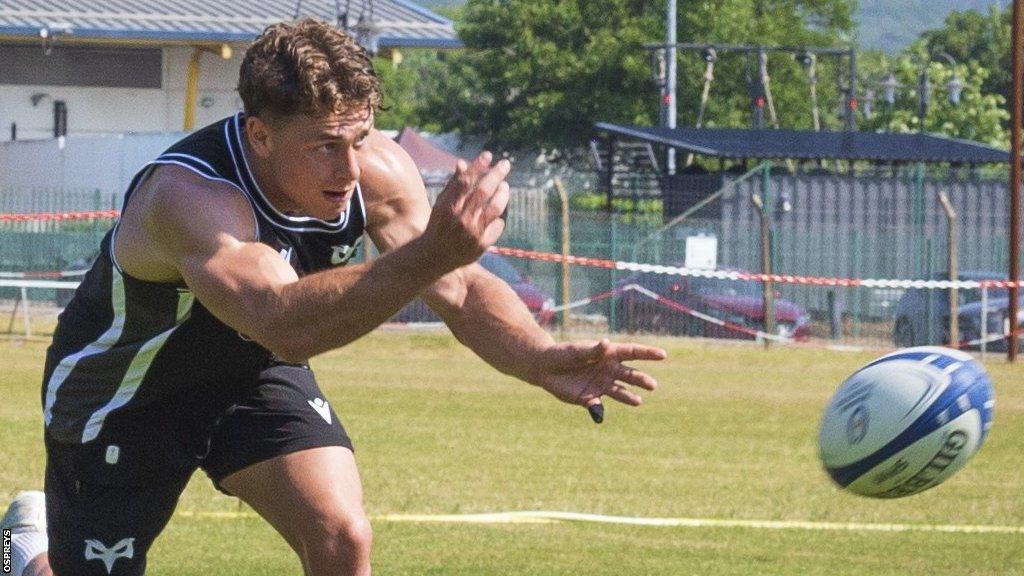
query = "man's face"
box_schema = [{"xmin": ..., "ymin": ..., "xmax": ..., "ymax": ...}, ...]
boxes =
[{"xmin": 247, "ymin": 107, "xmax": 374, "ymax": 221}]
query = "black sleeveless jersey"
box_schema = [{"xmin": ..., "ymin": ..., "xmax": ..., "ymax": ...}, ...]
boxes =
[{"xmin": 43, "ymin": 113, "xmax": 367, "ymax": 444}]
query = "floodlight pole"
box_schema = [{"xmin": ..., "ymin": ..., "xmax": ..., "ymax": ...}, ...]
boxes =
[
  {"xmin": 647, "ymin": 43, "xmax": 858, "ymax": 133},
  {"xmin": 1009, "ymin": 0, "xmax": 1023, "ymax": 361},
  {"xmin": 666, "ymin": 0, "xmax": 677, "ymax": 175}
]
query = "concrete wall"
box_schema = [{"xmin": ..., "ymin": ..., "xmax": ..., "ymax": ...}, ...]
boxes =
[{"xmin": 0, "ymin": 44, "xmax": 245, "ymax": 141}]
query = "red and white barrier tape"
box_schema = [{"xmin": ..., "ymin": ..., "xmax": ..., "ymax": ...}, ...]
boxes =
[
  {"xmin": 0, "ymin": 210, "xmax": 1020, "ymax": 291},
  {"xmin": 548, "ymin": 287, "xmax": 622, "ymax": 313},
  {"xmin": 0, "ymin": 210, "xmax": 119, "ymax": 223},
  {"xmin": 624, "ymin": 284, "xmax": 791, "ymax": 342},
  {"xmin": 553, "ymin": 283, "xmax": 1022, "ymax": 348},
  {"xmin": 549, "ymin": 283, "xmax": 790, "ymax": 342},
  {"xmin": 954, "ymin": 327, "xmax": 1024, "ymax": 350},
  {"xmin": 489, "ymin": 247, "xmax": 1024, "ymax": 291}
]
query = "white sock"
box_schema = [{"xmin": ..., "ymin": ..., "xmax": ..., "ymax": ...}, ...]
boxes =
[{"xmin": 10, "ymin": 530, "xmax": 48, "ymax": 576}]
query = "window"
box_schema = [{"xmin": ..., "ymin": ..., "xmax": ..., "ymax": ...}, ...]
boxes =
[{"xmin": 0, "ymin": 44, "xmax": 162, "ymax": 88}]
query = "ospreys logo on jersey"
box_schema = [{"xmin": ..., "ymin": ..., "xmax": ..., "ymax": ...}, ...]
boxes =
[
  {"xmin": 330, "ymin": 236, "xmax": 363, "ymax": 266},
  {"xmin": 84, "ymin": 537, "xmax": 135, "ymax": 574}
]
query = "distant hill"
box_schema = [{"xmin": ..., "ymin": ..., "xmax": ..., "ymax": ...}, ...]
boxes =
[
  {"xmin": 413, "ymin": 0, "xmax": 1009, "ymax": 54},
  {"xmin": 416, "ymin": 0, "xmax": 465, "ymax": 10},
  {"xmin": 858, "ymin": 0, "xmax": 1010, "ymax": 53}
]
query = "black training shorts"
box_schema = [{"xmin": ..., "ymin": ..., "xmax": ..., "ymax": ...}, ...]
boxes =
[{"xmin": 43, "ymin": 363, "xmax": 352, "ymax": 576}]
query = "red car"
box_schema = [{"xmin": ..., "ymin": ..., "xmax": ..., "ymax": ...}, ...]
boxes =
[
  {"xmin": 613, "ymin": 269, "xmax": 811, "ymax": 341},
  {"xmin": 391, "ymin": 252, "xmax": 555, "ymax": 326}
]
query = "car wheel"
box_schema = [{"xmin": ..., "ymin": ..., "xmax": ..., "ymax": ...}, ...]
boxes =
[{"xmin": 894, "ymin": 318, "xmax": 915, "ymax": 347}]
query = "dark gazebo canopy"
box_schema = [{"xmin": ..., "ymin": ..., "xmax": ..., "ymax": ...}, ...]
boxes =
[{"xmin": 595, "ymin": 123, "xmax": 1010, "ymax": 164}]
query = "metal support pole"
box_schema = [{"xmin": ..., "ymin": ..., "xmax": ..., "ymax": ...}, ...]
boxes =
[
  {"xmin": 918, "ymin": 66, "xmax": 930, "ymax": 133},
  {"xmin": 752, "ymin": 47, "xmax": 766, "ymax": 129},
  {"xmin": 184, "ymin": 47, "xmax": 202, "ymax": 131},
  {"xmin": 751, "ymin": 193, "xmax": 774, "ymax": 348},
  {"xmin": 1009, "ymin": 0, "xmax": 1023, "ymax": 361},
  {"xmin": 845, "ymin": 48, "xmax": 857, "ymax": 131},
  {"xmin": 20, "ymin": 287, "xmax": 31, "ymax": 338},
  {"xmin": 554, "ymin": 177, "xmax": 571, "ymax": 334},
  {"xmin": 604, "ymin": 136, "xmax": 616, "ymax": 212},
  {"xmin": 938, "ymin": 192, "xmax": 958, "ymax": 347},
  {"xmin": 914, "ymin": 164, "xmax": 926, "ymax": 274},
  {"xmin": 666, "ymin": 0, "xmax": 677, "ymax": 175},
  {"xmin": 981, "ymin": 286, "xmax": 988, "ymax": 359}
]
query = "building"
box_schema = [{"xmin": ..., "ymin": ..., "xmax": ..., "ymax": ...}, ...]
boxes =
[{"xmin": 0, "ymin": 0, "xmax": 459, "ymax": 140}]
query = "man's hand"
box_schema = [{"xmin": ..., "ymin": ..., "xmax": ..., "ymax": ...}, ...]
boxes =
[
  {"xmin": 530, "ymin": 340, "xmax": 667, "ymax": 423},
  {"xmin": 423, "ymin": 152, "xmax": 511, "ymax": 270}
]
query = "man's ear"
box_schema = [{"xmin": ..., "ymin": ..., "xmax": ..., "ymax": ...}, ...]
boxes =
[{"xmin": 245, "ymin": 115, "xmax": 273, "ymax": 158}]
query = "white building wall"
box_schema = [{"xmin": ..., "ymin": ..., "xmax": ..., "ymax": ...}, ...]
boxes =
[
  {"xmin": 0, "ymin": 133, "xmax": 184, "ymax": 203},
  {"xmin": 0, "ymin": 44, "xmax": 246, "ymax": 141}
]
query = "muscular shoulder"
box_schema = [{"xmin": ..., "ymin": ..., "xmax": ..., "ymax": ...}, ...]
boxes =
[
  {"xmin": 358, "ymin": 130, "xmax": 425, "ymax": 199},
  {"xmin": 116, "ymin": 163, "xmax": 257, "ymax": 282},
  {"xmin": 357, "ymin": 129, "xmax": 431, "ymax": 232}
]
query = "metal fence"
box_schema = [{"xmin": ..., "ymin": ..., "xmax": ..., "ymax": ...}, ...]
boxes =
[{"xmin": 2, "ymin": 161, "xmax": 1021, "ymax": 351}]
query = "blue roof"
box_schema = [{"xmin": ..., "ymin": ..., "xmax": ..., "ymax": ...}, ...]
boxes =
[
  {"xmin": 596, "ymin": 123, "xmax": 1011, "ymax": 164},
  {"xmin": 0, "ymin": 0, "xmax": 460, "ymax": 48}
]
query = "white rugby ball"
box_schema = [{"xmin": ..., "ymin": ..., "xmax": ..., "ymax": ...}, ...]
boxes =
[{"xmin": 818, "ymin": 346, "xmax": 994, "ymax": 498}]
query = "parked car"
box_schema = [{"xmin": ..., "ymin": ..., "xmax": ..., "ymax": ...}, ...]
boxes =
[
  {"xmin": 612, "ymin": 268, "xmax": 811, "ymax": 341},
  {"xmin": 391, "ymin": 252, "xmax": 555, "ymax": 325},
  {"xmin": 955, "ymin": 295, "xmax": 1024, "ymax": 351},
  {"xmin": 893, "ymin": 271, "xmax": 1023, "ymax": 349}
]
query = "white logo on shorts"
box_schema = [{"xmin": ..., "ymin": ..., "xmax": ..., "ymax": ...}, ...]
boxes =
[
  {"xmin": 84, "ymin": 537, "xmax": 135, "ymax": 574},
  {"xmin": 308, "ymin": 398, "xmax": 332, "ymax": 424}
]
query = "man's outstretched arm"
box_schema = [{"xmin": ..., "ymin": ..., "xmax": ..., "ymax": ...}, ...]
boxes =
[
  {"xmin": 115, "ymin": 151, "xmax": 511, "ymax": 363},
  {"xmin": 361, "ymin": 134, "xmax": 665, "ymax": 419}
]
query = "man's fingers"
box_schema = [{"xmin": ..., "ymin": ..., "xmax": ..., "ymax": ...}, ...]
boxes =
[
  {"xmin": 480, "ymin": 217, "xmax": 506, "ymax": 249},
  {"xmin": 613, "ymin": 364, "xmax": 658, "ymax": 391},
  {"xmin": 484, "ymin": 180, "xmax": 510, "ymax": 222},
  {"xmin": 473, "ymin": 159, "xmax": 512, "ymax": 205},
  {"xmin": 605, "ymin": 384, "xmax": 643, "ymax": 407},
  {"xmin": 606, "ymin": 342, "xmax": 667, "ymax": 362},
  {"xmin": 474, "ymin": 150, "xmax": 493, "ymax": 169}
]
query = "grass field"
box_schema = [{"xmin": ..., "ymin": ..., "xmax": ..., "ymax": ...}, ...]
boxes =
[{"xmin": 2, "ymin": 331, "xmax": 1022, "ymax": 575}]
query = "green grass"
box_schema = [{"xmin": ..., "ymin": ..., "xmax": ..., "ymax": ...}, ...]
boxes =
[{"xmin": 2, "ymin": 332, "xmax": 1023, "ymax": 575}]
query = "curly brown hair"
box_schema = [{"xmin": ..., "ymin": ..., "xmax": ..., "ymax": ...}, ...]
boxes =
[{"xmin": 238, "ymin": 18, "xmax": 383, "ymax": 120}]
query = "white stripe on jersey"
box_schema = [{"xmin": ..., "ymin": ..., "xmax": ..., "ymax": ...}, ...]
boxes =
[
  {"xmin": 80, "ymin": 290, "xmax": 195, "ymax": 443},
  {"xmin": 157, "ymin": 152, "xmax": 221, "ymax": 177},
  {"xmin": 145, "ymin": 158, "xmax": 261, "ymax": 242},
  {"xmin": 44, "ymin": 268, "xmax": 128, "ymax": 426}
]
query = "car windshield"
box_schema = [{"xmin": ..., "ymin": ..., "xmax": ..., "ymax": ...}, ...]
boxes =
[
  {"xmin": 480, "ymin": 253, "xmax": 523, "ymax": 285},
  {"xmin": 690, "ymin": 276, "xmax": 761, "ymax": 298}
]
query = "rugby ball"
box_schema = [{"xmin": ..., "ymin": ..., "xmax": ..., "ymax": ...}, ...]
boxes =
[{"xmin": 818, "ymin": 346, "xmax": 994, "ymax": 498}]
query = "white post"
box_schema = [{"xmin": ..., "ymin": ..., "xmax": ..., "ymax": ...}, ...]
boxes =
[
  {"xmin": 666, "ymin": 0, "xmax": 677, "ymax": 175},
  {"xmin": 980, "ymin": 286, "xmax": 988, "ymax": 359},
  {"xmin": 20, "ymin": 286, "xmax": 31, "ymax": 338}
]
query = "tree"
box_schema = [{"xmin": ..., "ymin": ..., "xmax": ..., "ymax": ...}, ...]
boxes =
[
  {"xmin": 918, "ymin": 5, "xmax": 1011, "ymax": 106},
  {"xmin": 854, "ymin": 11, "xmax": 1011, "ymax": 148},
  {"xmin": 424, "ymin": 0, "xmax": 661, "ymax": 151},
  {"xmin": 423, "ymin": 0, "xmax": 857, "ymax": 151},
  {"xmin": 373, "ymin": 50, "xmax": 447, "ymax": 132},
  {"xmin": 857, "ymin": 54, "xmax": 1008, "ymax": 148},
  {"xmin": 672, "ymin": 0, "xmax": 856, "ymax": 132}
]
